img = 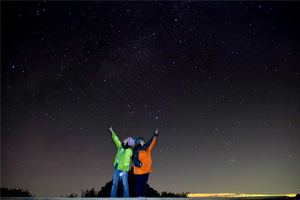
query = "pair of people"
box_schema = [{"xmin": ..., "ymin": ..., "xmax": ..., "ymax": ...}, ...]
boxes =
[{"xmin": 108, "ymin": 126, "xmax": 159, "ymax": 197}]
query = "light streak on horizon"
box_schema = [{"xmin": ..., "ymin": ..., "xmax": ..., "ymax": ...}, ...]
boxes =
[{"xmin": 188, "ymin": 193, "xmax": 297, "ymax": 198}]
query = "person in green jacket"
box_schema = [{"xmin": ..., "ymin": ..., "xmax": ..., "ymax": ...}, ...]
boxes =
[{"xmin": 109, "ymin": 126, "xmax": 134, "ymax": 197}]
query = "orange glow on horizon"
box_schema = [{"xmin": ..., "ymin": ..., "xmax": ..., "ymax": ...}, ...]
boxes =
[{"xmin": 188, "ymin": 193, "xmax": 297, "ymax": 198}]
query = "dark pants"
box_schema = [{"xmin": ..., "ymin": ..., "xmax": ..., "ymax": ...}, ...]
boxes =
[{"xmin": 135, "ymin": 173, "xmax": 149, "ymax": 197}]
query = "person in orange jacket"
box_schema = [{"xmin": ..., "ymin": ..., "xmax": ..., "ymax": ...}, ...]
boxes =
[{"xmin": 132, "ymin": 128, "xmax": 159, "ymax": 197}]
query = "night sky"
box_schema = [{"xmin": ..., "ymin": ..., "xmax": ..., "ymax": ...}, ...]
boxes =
[{"xmin": 1, "ymin": 1, "xmax": 300, "ymax": 197}]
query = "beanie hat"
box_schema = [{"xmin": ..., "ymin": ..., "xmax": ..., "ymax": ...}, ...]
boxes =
[
  {"xmin": 135, "ymin": 137, "xmax": 144, "ymax": 145},
  {"xmin": 127, "ymin": 137, "xmax": 135, "ymax": 147}
]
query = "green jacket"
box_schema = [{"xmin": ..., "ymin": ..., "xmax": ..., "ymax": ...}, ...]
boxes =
[{"xmin": 112, "ymin": 132, "xmax": 133, "ymax": 171}]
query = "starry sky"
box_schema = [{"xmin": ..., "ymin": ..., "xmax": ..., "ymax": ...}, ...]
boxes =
[{"xmin": 1, "ymin": 1, "xmax": 300, "ymax": 197}]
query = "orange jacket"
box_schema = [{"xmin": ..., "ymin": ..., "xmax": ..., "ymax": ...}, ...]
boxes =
[{"xmin": 133, "ymin": 133, "xmax": 158, "ymax": 175}]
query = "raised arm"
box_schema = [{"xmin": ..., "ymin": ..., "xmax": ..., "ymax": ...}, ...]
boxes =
[
  {"xmin": 109, "ymin": 126, "xmax": 122, "ymax": 149},
  {"xmin": 145, "ymin": 128, "xmax": 159, "ymax": 151}
]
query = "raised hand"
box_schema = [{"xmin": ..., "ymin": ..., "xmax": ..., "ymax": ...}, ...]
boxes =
[
  {"xmin": 155, "ymin": 128, "xmax": 159, "ymax": 134},
  {"xmin": 109, "ymin": 126, "xmax": 114, "ymax": 133}
]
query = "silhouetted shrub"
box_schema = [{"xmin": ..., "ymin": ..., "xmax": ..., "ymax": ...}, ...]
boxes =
[
  {"xmin": 0, "ymin": 187, "xmax": 33, "ymax": 197},
  {"xmin": 160, "ymin": 191, "xmax": 189, "ymax": 197},
  {"xmin": 64, "ymin": 193, "xmax": 78, "ymax": 197},
  {"xmin": 81, "ymin": 188, "xmax": 98, "ymax": 197}
]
